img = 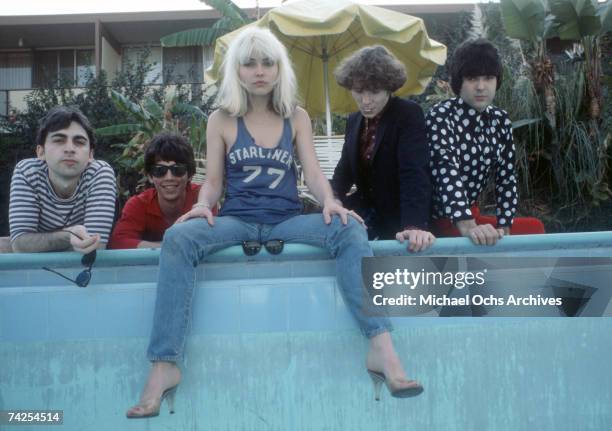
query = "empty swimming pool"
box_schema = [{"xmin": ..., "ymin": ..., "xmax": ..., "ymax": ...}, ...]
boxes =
[{"xmin": 1, "ymin": 232, "xmax": 611, "ymax": 430}]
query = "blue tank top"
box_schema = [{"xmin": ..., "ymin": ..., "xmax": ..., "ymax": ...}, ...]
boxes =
[{"xmin": 219, "ymin": 117, "xmax": 302, "ymax": 224}]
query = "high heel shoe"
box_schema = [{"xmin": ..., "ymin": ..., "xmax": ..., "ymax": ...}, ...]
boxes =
[
  {"xmin": 126, "ymin": 385, "xmax": 178, "ymax": 418},
  {"xmin": 367, "ymin": 370, "xmax": 424, "ymax": 401}
]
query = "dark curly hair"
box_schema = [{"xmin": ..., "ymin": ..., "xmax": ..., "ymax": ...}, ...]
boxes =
[
  {"xmin": 334, "ymin": 45, "xmax": 407, "ymax": 92},
  {"xmin": 449, "ymin": 38, "xmax": 503, "ymax": 95},
  {"xmin": 36, "ymin": 106, "xmax": 95, "ymax": 149},
  {"xmin": 144, "ymin": 132, "xmax": 196, "ymax": 178}
]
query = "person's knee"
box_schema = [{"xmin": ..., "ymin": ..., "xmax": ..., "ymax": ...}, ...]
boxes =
[
  {"xmin": 332, "ymin": 217, "xmax": 369, "ymax": 244},
  {"xmin": 164, "ymin": 223, "xmax": 187, "ymax": 243},
  {"xmin": 163, "ymin": 220, "xmax": 202, "ymax": 250}
]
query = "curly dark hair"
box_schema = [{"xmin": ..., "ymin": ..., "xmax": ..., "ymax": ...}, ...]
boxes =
[
  {"xmin": 334, "ymin": 45, "xmax": 407, "ymax": 92},
  {"xmin": 36, "ymin": 106, "xmax": 95, "ymax": 149},
  {"xmin": 144, "ymin": 132, "xmax": 196, "ymax": 178},
  {"xmin": 449, "ymin": 38, "xmax": 503, "ymax": 95}
]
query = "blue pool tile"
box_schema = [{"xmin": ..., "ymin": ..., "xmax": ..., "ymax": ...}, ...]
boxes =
[
  {"xmin": 205, "ymin": 263, "xmax": 248, "ymax": 281},
  {"xmin": 0, "ymin": 299, "xmax": 5, "ymax": 340},
  {"xmin": 1, "ymin": 292, "xmax": 49, "ymax": 342},
  {"xmin": 288, "ymin": 283, "xmax": 336, "ymax": 331},
  {"xmin": 48, "ymin": 291, "xmax": 97, "ymax": 340},
  {"xmin": 291, "ymin": 260, "xmax": 336, "ymax": 277},
  {"xmin": 0, "ymin": 270, "xmax": 29, "ymax": 288},
  {"xmin": 248, "ymin": 262, "xmax": 294, "ymax": 279},
  {"xmin": 134, "ymin": 285, "xmax": 157, "ymax": 334},
  {"xmin": 95, "ymin": 290, "xmax": 148, "ymax": 338},
  {"xmin": 334, "ymin": 284, "xmax": 358, "ymax": 331},
  {"xmin": 88, "ymin": 268, "xmax": 117, "ymax": 285},
  {"xmin": 117, "ymin": 266, "xmax": 158, "ymax": 283},
  {"xmin": 240, "ymin": 285, "xmax": 288, "ymax": 333},
  {"xmin": 29, "ymin": 268, "xmax": 77, "ymax": 287},
  {"xmin": 191, "ymin": 287, "xmax": 240, "ymax": 334}
]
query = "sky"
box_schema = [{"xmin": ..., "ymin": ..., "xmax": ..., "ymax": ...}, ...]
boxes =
[{"xmin": 1, "ymin": 0, "xmax": 479, "ymax": 16}]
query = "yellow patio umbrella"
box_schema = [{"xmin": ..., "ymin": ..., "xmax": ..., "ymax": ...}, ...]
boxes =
[{"xmin": 206, "ymin": 0, "xmax": 446, "ymax": 135}]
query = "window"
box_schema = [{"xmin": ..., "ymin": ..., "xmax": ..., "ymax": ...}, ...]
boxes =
[
  {"xmin": 76, "ymin": 50, "xmax": 95, "ymax": 86},
  {"xmin": 34, "ymin": 51, "xmax": 58, "ymax": 87},
  {"xmin": 0, "ymin": 90, "xmax": 6, "ymax": 116},
  {"xmin": 33, "ymin": 49, "xmax": 94, "ymax": 87},
  {"xmin": 122, "ymin": 47, "xmax": 162, "ymax": 85},
  {"xmin": 122, "ymin": 45, "xmax": 213, "ymax": 85},
  {"xmin": 163, "ymin": 47, "xmax": 203, "ymax": 84},
  {"xmin": 0, "ymin": 52, "xmax": 33, "ymax": 91}
]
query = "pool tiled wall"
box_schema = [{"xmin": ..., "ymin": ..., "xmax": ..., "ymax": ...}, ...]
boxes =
[{"xmin": 1, "ymin": 234, "xmax": 612, "ymax": 430}]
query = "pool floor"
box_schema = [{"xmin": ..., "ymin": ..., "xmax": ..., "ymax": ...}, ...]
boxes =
[{"xmin": 2, "ymin": 319, "xmax": 611, "ymax": 431}]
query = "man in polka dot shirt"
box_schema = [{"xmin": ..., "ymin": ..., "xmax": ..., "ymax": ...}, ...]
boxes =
[{"xmin": 426, "ymin": 39, "xmax": 544, "ymax": 245}]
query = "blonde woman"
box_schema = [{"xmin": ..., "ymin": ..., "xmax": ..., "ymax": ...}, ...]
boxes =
[{"xmin": 126, "ymin": 28, "xmax": 423, "ymax": 419}]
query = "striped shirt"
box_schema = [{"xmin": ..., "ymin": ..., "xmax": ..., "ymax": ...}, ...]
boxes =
[{"xmin": 9, "ymin": 158, "xmax": 117, "ymax": 243}]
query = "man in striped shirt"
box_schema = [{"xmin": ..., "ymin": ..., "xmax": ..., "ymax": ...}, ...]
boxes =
[{"xmin": 6, "ymin": 106, "xmax": 117, "ymax": 254}]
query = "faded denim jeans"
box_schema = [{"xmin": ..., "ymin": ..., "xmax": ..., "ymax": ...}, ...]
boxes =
[{"xmin": 147, "ymin": 214, "xmax": 392, "ymax": 362}]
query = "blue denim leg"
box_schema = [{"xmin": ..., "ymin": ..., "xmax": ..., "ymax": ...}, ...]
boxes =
[
  {"xmin": 147, "ymin": 216, "xmax": 258, "ymax": 362},
  {"xmin": 265, "ymin": 214, "xmax": 392, "ymax": 338}
]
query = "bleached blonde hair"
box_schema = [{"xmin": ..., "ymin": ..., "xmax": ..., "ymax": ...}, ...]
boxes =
[{"xmin": 215, "ymin": 27, "xmax": 297, "ymax": 118}]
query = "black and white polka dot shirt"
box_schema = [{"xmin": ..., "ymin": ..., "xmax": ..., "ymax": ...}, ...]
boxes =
[{"xmin": 426, "ymin": 97, "xmax": 518, "ymax": 227}]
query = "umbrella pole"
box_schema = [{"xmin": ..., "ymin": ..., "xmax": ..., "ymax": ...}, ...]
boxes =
[{"xmin": 322, "ymin": 45, "xmax": 332, "ymax": 137}]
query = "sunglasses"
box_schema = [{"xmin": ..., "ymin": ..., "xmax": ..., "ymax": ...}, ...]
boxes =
[
  {"xmin": 242, "ymin": 239, "xmax": 284, "ymax": 256},
  {"xmin": 150, "ymin": 164, "xmax": 188, "ymax": 178},
  {"xmin": 42, "ymin": 230, "xmax": 97, "ymax": 287}
]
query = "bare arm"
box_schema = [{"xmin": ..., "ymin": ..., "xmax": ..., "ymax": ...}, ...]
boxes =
[
  {"xmin": 11, "ymin": 231, "xmax": 72, "ymax": 253},
  {"xmin": 176, "ymin": 110, "xmax": 227, "ymax": 225},
  {"xmin": 10, "ymin": 224, "xmax": 102, "ymax": 253},
  {"xmin": 293, "ymin": 108, "xmax": 335, "ymax": 205},
  {"xmin": 293, "ymin": 108, "xmax": 363, "ymax": 226}
]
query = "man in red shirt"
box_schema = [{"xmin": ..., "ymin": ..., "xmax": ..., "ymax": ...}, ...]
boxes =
[{"xmin": 110, "ymin": 133, "xmax": 202, "ymax": 249}]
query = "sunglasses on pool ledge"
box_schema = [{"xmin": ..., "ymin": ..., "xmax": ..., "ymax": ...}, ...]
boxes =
[
  {"xmin": 242, "ymin": 240, "xmax": 284, "ymax": 256},
  {"xmin": 42, "ymin": 230, "xmax": 97, "ymax": 287},
  {"xmin": 149, "ymin": 164, "xmax": 188, "ymax": 178}
]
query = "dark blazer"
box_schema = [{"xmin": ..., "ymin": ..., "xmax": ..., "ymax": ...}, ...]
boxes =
[{"xmin": 331, "ymin": 97, "xmax": 431, "ymax": 239}]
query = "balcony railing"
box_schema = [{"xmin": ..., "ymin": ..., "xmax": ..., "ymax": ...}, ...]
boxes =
[{"xmin": 0, "ymin": 82, "xmax": 215, "ymax": 119}]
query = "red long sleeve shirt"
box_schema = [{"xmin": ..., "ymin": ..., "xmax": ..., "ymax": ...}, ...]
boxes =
[{"xmin": 109, "ymin": 183, "xmax": 201, "ymax": 249}]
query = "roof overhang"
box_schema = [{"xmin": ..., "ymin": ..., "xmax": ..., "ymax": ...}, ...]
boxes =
[{"xmin": 0, "ymin": 4, "xmax": 474, "ymax": 50}]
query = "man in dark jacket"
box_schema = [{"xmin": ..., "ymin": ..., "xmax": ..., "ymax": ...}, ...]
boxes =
[{"xmin": 331, "ymin": 45, "xmax": 434, "ymax": 252}]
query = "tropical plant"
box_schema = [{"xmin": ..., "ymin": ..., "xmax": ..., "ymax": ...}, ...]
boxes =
[
  {"xmin": 470, "ymin": 3, "xmax": 526, "ymax": 72},
  {"xmin": 160, "ymin": 0, "xmax": 252, "ymax": 47},
  {"xmin": 18, "ymin": 78, "xmax": 77, "ymax": 145},
  {"xmin": 555, "ymin": 64, "xmax": 610, "ymax": 207},
  {"xmin": 548, "ymin": 0, "xmax": 610, "ymax": 121},
  {"xmin": 112, "ymin": 48, "xmax": 161, "ymax": 103},
  {"xmin": 96, "ymin": 89, "xmax": 209, "ymax": 195},
  {"xmin": 500, "ymin": 0, "xmax": 557, "ymax": 161},
  {"xmin": 500, "ymin": 0, "xmax": 611, "ymax": 209},
  {"xmin": 420, "ymin": 10, "xmax": 473, "ymax": 90}
]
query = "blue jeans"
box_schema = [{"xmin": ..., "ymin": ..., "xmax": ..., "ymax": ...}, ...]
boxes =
[{"xmin": 147, "ymin": 214, "xmax": 392, "ymax": 362}]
